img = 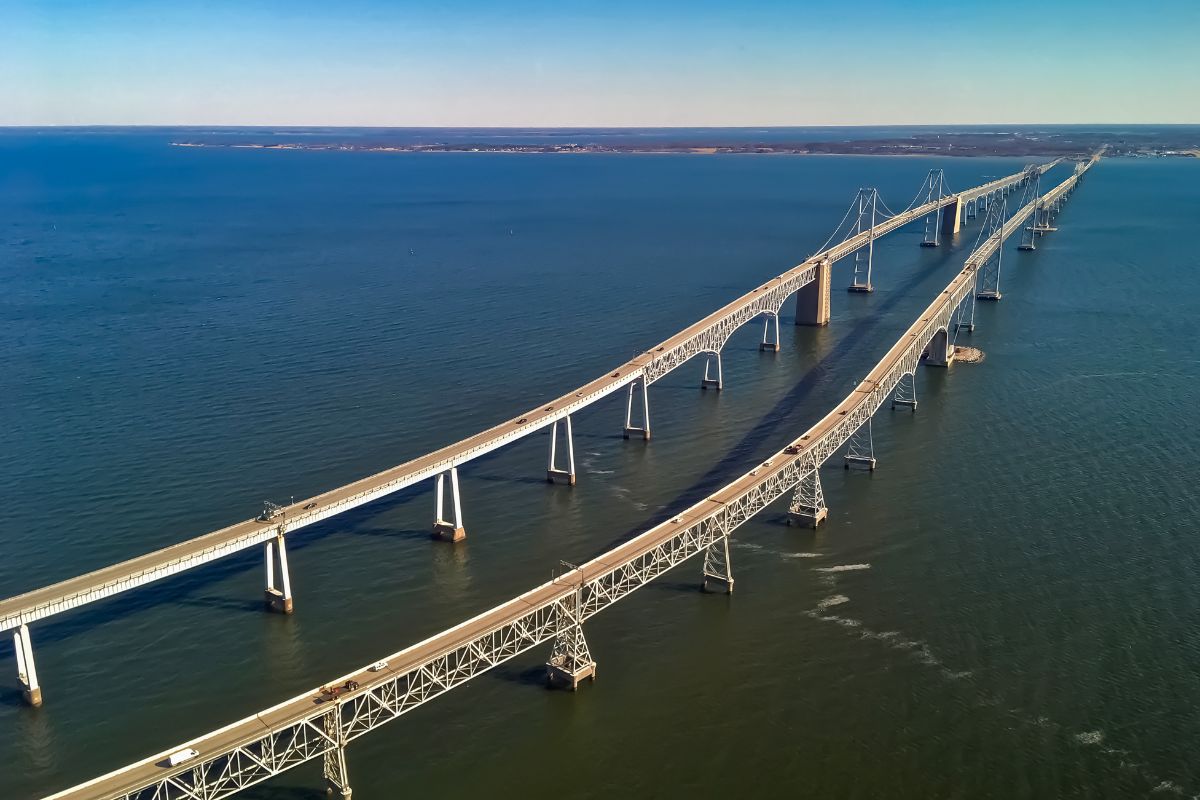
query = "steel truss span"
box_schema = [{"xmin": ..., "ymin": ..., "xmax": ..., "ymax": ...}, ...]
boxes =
[
  {"xmin": 46, "ymin": 160, "xmax": 1095, "ymax": 800},
  {"xmin": 0, "ymin": 162, "xmax": 1054, "ymax": 639}
]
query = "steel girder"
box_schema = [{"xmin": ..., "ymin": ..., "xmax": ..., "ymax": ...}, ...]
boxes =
[
  {"xmin": 47, "ymin": 163, "xmax": 1096, "ymax": 800},
  {"xmin": 0, "ymin": 164, "xmax": 1050, "ymax": 637},
  {"xmin": 642, "ymin": 263, "xmax": 818, "ymax": 384}
]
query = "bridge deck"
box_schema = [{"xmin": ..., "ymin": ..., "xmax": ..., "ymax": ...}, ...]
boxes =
[
  {"xmin": 43, "ymin": 161, "xmax": 1093, "ymax": 800},
  {"xmin": 1, "ymin": 163, "xmax": 1049, "ymax": 634}
]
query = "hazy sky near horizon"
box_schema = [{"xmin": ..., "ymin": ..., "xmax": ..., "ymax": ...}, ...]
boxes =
[{"xmin": 3, "ymin": 0, "xmax": 1198, "ymax": 126}]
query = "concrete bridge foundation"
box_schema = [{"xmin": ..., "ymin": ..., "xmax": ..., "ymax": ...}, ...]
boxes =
[
  {"xmin": 623, "ymin": 379, "xmax": 651, "ymax": 441},
  {"xmin": 701, "ymin": 352, "xmax": 723, "ymax": 390},
  {"xmin": 546, "ymin": 416, "xmax": 577, "ymax": 485},
  {"xmin": 795, "ymin": 258, "xmax": 831, "ymax": 326},
  {"xmin": 924, "ymin": 329, "xmax": 955, "ymax": 368},
  {"xmin": 941, "ymin": 197, "xmax": 963, "ymax": 235},
  {"xmin": 13, "ymin": 624, "xmax": 42, "ymax": 707},
  {"xmin": 432, "ymin": 467, "xmax": 467, "ymax": 542},
  {"xmin": 760, "ymin": 312, "xmax": 781, "ymax": 352},
  {"xmin": 264, "ymin": 533, "xmax": 294, "ymax": 614}
]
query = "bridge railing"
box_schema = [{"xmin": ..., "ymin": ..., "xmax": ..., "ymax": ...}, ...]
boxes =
[
  {"xmin": 1, "ymin": 163, "xmax": 1047, "ymax": 638},
  {"xmin": 47, "ymin": 165, "xmax": 1093, "ymax": 800}
]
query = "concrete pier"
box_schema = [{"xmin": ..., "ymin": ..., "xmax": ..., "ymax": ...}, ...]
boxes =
[
  {"xmin": 787, "ymin": 507, "xmax": 828, "ymax": 528},
  {"xmin": 432, "ymin": 468, "xmax": 467, "ymax": 542},
  {"xmin": 941, "ymin": 197, "xmax": 963, "ymax": 235},
  {"xmin": 13, "ymin": 624, "xmax": 42, "ymax": 707},
  {"xmin": 546, "ymin": 470, "xmax": 576, "ymax": 486},
  {"xmin": 431, "ymin": 522, "xmax": 466, "ymax": 542},
  {"xmin": 844, "ymin": 455, "xmax": 877, "ymax": 471},
  {"xmin": 264, "ymin": 588, "xmax": 294, "ymax": 614},
  {"xmin": 546, "ymin": 660, "xmax": 596, "ymax": 691},
  {"xmin": 546, "ymin": 417, "xmax": 577, "ymax": 485},
  {"xmin": 623, "ymin": 380, "xmax": 651, "ymax": 440},
  {"xmin": 924, "ymin": 328, "xmax": 955, "ymax": 368},
  {"xmin": 700, "ymin": 352, "xmax": 723, "ymax": 390},
  {"xmin": 760, "ymin": 313, "xmax": 781, "ymax": 351},
  {"xmin": 264, "ymin": 536, "xmax": 294, "ymax": 614},
  {"xmin": 795, "ymin": 258, "xmax": 831, "ymax": 326},
  {"xmin": 702, "ymin": 574, "xmax": 735, "ymax": 594}
]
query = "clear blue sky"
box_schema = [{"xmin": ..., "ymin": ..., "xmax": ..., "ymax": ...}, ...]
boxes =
[{"xmin": 3, "ymin": 0, "xmax": 1197, "ymax": 126}]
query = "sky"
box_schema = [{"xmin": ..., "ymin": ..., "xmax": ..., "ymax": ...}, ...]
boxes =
[{"xmin": 2, "ymin": 0, "xmax": 1198, "ymax": 126}]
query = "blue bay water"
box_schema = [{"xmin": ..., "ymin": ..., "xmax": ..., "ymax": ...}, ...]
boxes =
[{"xmin": 1, "ymin": 132, "xmax": 1198, "ymax": 798}]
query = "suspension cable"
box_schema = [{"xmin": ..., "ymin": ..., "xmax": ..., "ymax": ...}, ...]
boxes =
[
  {"xmin": 875, "ymin": 194, "xmax": 903, "ymax": 219},
  {"xmin": 809, "ymin": 195, "xmax": 859, "ymax": 257}
]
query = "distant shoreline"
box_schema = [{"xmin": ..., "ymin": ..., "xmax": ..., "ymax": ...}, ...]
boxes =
[{"xmin": 168, "ymin": 140, "xmax": 1196, "ymax": 158}]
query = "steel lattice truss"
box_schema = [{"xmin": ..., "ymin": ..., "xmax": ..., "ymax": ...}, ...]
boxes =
[
  {"xmin": 642, "ymin": 263, "xmax": 819, "ymax": 383},
  {"xmin": 49, "ymin": 160, "xmax": 1098, "ymax": 800},
  {"xmin": 639, "ymin": 161, "xmax": 1048, "ymax": 387},
  {"xmin": 107, "ymin": 598, "xmax": 569, "ymax": 800},
  {"xmin": 0, "ymin": 164, "xmax": 1052, "ymax": 639}
]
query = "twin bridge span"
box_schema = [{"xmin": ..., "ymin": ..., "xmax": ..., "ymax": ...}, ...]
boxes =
[
  {"xmin": 42, "ymin": 158, "xmax": 1097, "ymax": 800},
  {"xmin": 2, "ymin": 161, "xmax": 1060, "ymax": 715},
  {"xmin": 2, "ymin": 161, "xmax": 1058, "ymax": 711}
]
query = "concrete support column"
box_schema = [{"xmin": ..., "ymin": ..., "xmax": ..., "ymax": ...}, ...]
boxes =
[
  {"xmin": 795, "ymin": 258, "xmax": 831, "ymax": 326},
  {"xmin": 264, "ymin": 532, "xmax": 294, "ymax": 614},
  {"xmin": 623, "ymin": 379, "xmax": 651, "ymax": 441},
  {"xmin": 546, "ymin": 416, "xmax": 577, "ymax": 485},
  {"xmin": 701, "ymin": 351, "xmax": 723, "ymax": 390},
  {"xmin": 924, "ymin": 328, "xmax": 955, "ymax": 368},
  {"xmin": 432, "ymin": 467, "xmax": 466, "ymax": 542},
  {"xmin": 760, "ymin": 312, "xmax": 780, "ymax": 352},
  {"xmin": 13, "ymin": 623, "xmax": 42, "ymax": 707},
  {"xmin": 941, "ymin": 196, "xmax": 963, "ymax": 235}
]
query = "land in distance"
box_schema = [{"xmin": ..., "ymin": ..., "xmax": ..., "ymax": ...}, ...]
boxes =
[{"xmin": 167, "ymin": 127, "xmax": 1200, "ymax": 158}]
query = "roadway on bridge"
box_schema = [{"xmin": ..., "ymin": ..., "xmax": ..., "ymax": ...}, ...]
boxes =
[
  {"xmin": 43, "ymin": 161, "xmax": 1092, "ymax": 800},
  {"xmin": 0, "ymin": 164, "xmax": 1053, "ymax": 638}
]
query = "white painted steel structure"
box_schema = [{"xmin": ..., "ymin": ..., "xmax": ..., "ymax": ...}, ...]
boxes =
[
  {"xmin": 43, "ymin": 159, "xmax": 1094, "ymax": 800},
  {"xmin": 1, "ymin": 163, "xmax": 1059, "ymax": 708}
]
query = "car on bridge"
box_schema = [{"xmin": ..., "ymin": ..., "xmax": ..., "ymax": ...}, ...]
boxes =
[
  {"xmin": 166, "ymin": 748, "xmax": 200, "ymax": 767},
  {"xmin": 317, "ymin": 680, "xmax": 360, "ymax": 702}
]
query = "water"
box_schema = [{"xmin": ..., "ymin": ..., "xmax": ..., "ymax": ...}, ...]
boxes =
[{"xmin": 2, "ymin": 132, "xmax": 1199, "ymax": 799}]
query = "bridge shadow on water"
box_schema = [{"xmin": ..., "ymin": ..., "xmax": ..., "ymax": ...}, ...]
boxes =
[
  {"xmin": 14, "ymin": 481, "xmax": 447, "ymax": 649},
  {"xmin": 238, "ymin": 785, "xmax": 326, "ymax": 800},
  {"xmin": 9, "ymin": 249, "xmax": 953, "ymax": 657},
  {"xmin": 490, "ymin": 662, "xmax": 552, "ymax": 688},
  {"xmin": 577, "ymin": 251, "xmax": 955, "ymax": 560}
]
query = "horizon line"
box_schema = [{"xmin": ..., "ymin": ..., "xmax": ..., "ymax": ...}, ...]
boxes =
[{"xmin": 2, "ymin": 122, "xmax": 1197, "ymax": 130}]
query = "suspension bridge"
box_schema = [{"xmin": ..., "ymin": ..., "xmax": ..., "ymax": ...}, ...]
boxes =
[{"xmin": 36, "ymin": 154, "xmax": 1098, "ymax": 800}]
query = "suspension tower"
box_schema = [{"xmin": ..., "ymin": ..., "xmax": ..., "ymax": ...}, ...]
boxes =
[
  {"xmin": 975, "ymin": 196, "xmax": 1007, "ymax": 302},
  {"xmin": 1018, "ymin": 173, "xmax": 1044, "ymax": 251},
  {"xmin": 920, "ymin": 169, "xmax": 947, "ymax": 247},
  {"xmin": 847, "ymin": 188, "xmax": 878, "ymax": 293}
]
